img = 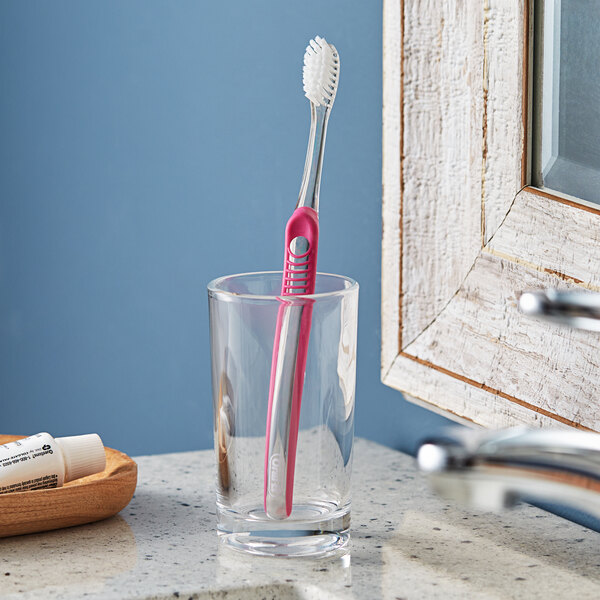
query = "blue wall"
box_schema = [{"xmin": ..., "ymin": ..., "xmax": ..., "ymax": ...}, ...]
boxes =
[{"xmin": 0, "ymin": 1, "xmax": 451, "ymax": 456}]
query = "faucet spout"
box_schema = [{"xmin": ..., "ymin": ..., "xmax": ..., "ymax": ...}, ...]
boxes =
[{"xmin": 418, "ymin": 427, "xmax": 600, "ymax": 518}]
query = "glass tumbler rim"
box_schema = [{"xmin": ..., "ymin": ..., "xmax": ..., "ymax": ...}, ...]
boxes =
[{"xmin": 207, "ymin": 271, "xmax": 359, "ymax": 302}]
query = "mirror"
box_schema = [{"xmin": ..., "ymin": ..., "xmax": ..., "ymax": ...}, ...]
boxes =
[{"xmin": 533, "ymin": 0, "xmax": 600, "ymax": 205}]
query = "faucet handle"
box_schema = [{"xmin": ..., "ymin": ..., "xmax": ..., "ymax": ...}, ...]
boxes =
[{"xmin": 518, "ymin": 289, "xmax": 600, "ymax": 332}]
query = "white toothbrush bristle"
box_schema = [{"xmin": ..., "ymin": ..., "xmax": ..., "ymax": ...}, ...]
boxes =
[{"xmin": 303, "ymin": 36, "xmax": 339, "ymax": 107}]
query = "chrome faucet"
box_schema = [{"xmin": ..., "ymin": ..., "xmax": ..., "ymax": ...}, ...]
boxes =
[
  {"xmin": 418, "ymin": 427, "xmax": 600, "ymax": 517},
  {"xmin": 518, "ymin": 289, "xmax": 600, "ymax": 332},
  {"xmin": 417, "ymin": 288, "xmax": 600, "ymax": 516}
]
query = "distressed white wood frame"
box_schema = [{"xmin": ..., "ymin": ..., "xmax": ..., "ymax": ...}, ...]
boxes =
[{"xmin": 382, "ymin": 0, "xmax": 600, "ymax": 431}]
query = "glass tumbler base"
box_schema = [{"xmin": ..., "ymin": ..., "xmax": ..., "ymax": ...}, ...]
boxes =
[
  {"xmin": 217, "ymin": 502, "xmax": 350, "ymax": 558},
  {"xmin": 218, "ymin": 530, "xmax": 349, "ymax": 558}
]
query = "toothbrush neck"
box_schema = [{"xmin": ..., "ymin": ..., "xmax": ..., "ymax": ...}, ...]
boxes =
[{"xmin": 296, "ymin": 103, "xmax": 330, "ymax": 213}]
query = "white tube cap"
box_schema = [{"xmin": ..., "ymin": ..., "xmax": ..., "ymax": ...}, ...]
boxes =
[{"xmin": 55, "ymin": 434, "xmax": 107, "ymax": 483}]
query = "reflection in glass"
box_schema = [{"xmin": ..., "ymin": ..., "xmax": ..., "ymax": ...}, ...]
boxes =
[{"xmin": 532, "ymin": 0, "xmax": 600, "ymax": 205}]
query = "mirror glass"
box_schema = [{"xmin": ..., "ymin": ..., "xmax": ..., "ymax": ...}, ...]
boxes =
[{"xmin": 532, "ymin": 0, "xmax": 600, "ymax": 206}]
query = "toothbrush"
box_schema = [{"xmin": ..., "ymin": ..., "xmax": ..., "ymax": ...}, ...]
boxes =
[{"xmin": 264, "ymin": 36, "xmax": 340, "ymax": 520}]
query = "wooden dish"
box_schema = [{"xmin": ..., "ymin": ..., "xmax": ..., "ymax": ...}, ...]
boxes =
[{"xmin": 0, "ymin": 435, "xmax": 137, "ymax": 538}]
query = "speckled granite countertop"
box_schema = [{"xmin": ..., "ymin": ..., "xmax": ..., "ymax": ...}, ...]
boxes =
[{"xmin": 0, "ymin": 438, "xmax": 598, "ymax": 599}]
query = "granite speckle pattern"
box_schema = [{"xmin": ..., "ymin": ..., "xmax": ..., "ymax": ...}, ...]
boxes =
[{"xmin": 0, "ymin": 438, "xmax": 598, "ymax": 599}]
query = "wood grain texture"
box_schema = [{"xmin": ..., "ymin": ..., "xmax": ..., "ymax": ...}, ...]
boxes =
[
  {"xmin": 382, "ymin": 0, "xmax": 600, "ymax": 430},
  {"xmin": 400, "ymin": 0, "xmax": 483, "ymax": 347},
  {"xmin": 488, "ymin": 188, "xmax": 600, "ymax": 289},
  {"xmin": 381, "ymin": 0, "xmax": 402, "ymax": 369},
  {"xmin": 386, "ymin": 246, "xmax": 600, "ymax": 431},
  {"xmin": 399, "ymin": 252, "xmax": 600, "ymax": 430},
  {"xmin": 0, "ymin": 435, "xmax": 137, "ymax": 538},
  {"xmin": 482, "ymin": 0, "xmax": 526, "ymax": 243},
  {"xmin": 388, "ymin": 355, "xmax": 569, "ymax": 430}
]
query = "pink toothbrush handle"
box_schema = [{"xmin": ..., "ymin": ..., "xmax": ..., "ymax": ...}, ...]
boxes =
[
  {"xmin": 280, "ymin": 207, "xmax": 319, "ymax": 296},
  {"xmin": 264, "ymin": 207, "xmax": 318, "ymax": 519}
]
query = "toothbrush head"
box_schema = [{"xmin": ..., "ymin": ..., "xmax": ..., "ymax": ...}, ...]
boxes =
[{"xmin": 303, "ymin": 36, "xmax": 339, "ymax": 108}]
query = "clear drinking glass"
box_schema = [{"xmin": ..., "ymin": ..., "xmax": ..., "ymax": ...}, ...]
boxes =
[{"xmin": 207, "ymin": 272, "xmax": 358, "ymax": 557}]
